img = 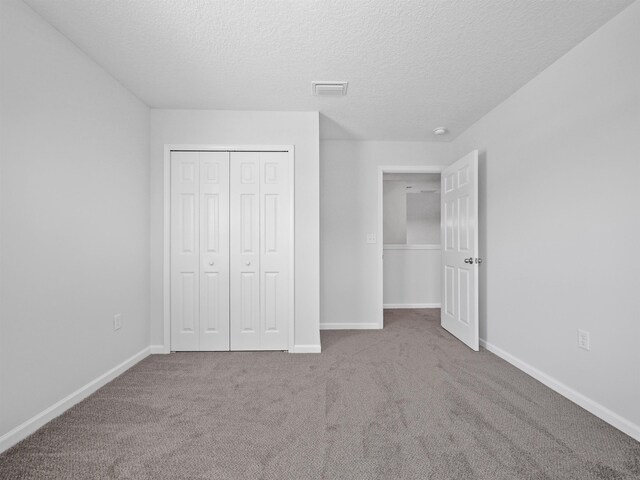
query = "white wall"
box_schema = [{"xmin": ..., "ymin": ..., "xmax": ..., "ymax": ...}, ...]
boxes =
[
  {"xmin": 382, "ymin": 181, "xmax": 407, "ymax": 244},
  {"xmin": 0, "ymin": 0, "xmax": 150, "ymax": 441},
  {"xmin": 383, "ymin": 248, "xmax": 441, "ymax": 307},
  {"xmin": 320, "ymin": 141, "xmax": 452, "ymax": 327},
  {"xmin": 149, "ymin": 110, "xmax": 320, "ymax": 350},
  {"xmin": 453, "ymin": 1, "xmax": 640, "ymax": 437},
  {"xmin": 406, "ymin": 192, "xmax": 440, "ymax": 244},
  {"xmin": 383, "ymin": 178, "xmax": 441, "ymax": 245}
]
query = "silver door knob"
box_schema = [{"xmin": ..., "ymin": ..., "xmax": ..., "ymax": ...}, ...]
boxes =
[
  {"xmin": 245, "ymin": 261, "xmax": 251, "ymax": 266},
  {"xmin": 209, "ymin": 261, "xmax": 214, "ymax": 266},
  {"xmin": 464, "ymin": 257, "xmax": 473, "ymax": 264},
  {"xmin": 475, "ymin": 258, "xmax": 483, "ymax": 264}
]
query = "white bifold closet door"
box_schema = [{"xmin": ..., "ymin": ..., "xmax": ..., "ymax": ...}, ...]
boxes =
[
  {"xmin": 170, "ymin": 150, "xmax": 291, "ymax": 351},
  {"xmin": 230, "ymin": 152, "xmax": 290, "ymax": 351},
  {"xmin": 171, "ymin": 151, "xmax": 230, "ymax": 351}
]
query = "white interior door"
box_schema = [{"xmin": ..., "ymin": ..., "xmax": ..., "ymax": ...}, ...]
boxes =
[
  {"xmin": 441, "ymin": 150, "xmax": 479, "ymax": 351},
  {"xmin": 171, "ymin": 151, "xmax": 230, "ymax": 351},
  {"xmin": 230, "ymin": 152, "xmax": 291, "ymax": 350}
]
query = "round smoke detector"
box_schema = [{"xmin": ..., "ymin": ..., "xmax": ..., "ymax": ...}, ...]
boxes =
[{"xmin": 433, "ymin": 127, "xmax": 448, "ymax": 136}]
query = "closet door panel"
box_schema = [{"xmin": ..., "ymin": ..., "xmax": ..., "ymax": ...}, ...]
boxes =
[
  {"xmin": 170, "ymin": 151, "xmax": 200, "ymax": 351},
  {"xmin": 199, "ymin": 152, "xmax": 230, "ymax": 351},
  {"xmin": 230, "ymin": 153, "xmax": 261, "ymax": 350},
  {"xmin": 259, "ymin": 153, "xmax": 291, "ymax": 350}
]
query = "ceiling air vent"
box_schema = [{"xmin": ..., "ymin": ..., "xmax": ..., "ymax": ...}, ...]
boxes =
[{"xmin": 312, "ymin": 81, "xmax": 348, "ymax": 96}]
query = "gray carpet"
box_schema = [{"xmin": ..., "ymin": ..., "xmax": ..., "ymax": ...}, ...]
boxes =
[{"xmin": 1, "ymin": 309, "xmax": 639, "ymax": 479}]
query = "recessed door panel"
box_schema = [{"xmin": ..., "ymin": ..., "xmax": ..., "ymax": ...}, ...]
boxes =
[
  {"xmin": 179, "ymin": 273, "xmax": 196, "ymax": 332},
  {"xmin": 204, "ymin": 194, "xmax": 219, "ymax": 253},
  {"xmin": 458, "ymin": 195, "xmax": 470, "ymax": 252},
  {"xmin": 240, "ymin": 272, "xmax": 258, "ymax": 332},
  {"xmin": 444, "ymin": 173, "xmax": 456, "ymax": 193},
  {"xmin": 445, "ymin": 265, "xmax": 455, "ymax": 317},
  {"xmin": 264, "ymin": 272, "xmax": 279, "ymax": 332},
  {"xmin": 180, "ymin": 163, "xmax": 195, "ymax": 183},
  {"xmin": 264, "ymin": 194, "xmax": 278, "ymax": 253},
  {"xmin": 264, "ymin": 163, "xmax": 279, "ymax": 184},
  {"xmin": 445, "ymin": 200, "xmax": 456, "ymax": 251},
  {"xmin": 180, "ymin": 195, "xmax": 196, "ymax": 253},
  {"xmin": 458, "ymin": 165, "xmax": 470, "ymax": 187},
  {"xmin": 458, "ymin": 268, "xmax": 470, "ymax": 325},
  {"xmin": 202, "ymin": 273, "xmax": 220, "ymax": 332},
  {"xmin": 203, "ymin": 162, "xmax": 219, "ymax": 184},
  {"xmin": 241, "ymin": 194, "xmax": 256, "ymax": 253},
  {"xmin": 241, "ymin": 163, "xmax": 256, "ymax": 184}
]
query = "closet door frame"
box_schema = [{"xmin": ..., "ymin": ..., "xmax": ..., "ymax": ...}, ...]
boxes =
[{"xmin": 162, "ymin": 145, "xmax": 295, "ymax": 354}]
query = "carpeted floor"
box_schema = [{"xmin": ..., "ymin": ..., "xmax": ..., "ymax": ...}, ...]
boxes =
[{"xmin": 1, "ymin": 309, "xmax": 639, "ymax": 479}]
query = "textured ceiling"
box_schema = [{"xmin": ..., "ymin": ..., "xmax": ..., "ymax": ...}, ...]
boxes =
[{"xmin": 24, "ymin": 0, "xmax": 634, "ymax": 141}]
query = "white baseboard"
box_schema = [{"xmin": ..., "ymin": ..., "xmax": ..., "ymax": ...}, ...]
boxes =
[
  {"xmin": 320, "ymin": 323, "xmax": 381, "ymax": 330},
  {"xmin": 291, "ymin": 344, "xmax": 322, "ymax": 353},
  {"xmin": 150, "ymin": 344, "xmax": 170, "ymax": 354},
  {"xmin": 480, "ymin": 339, "xmax": 640, "ymax": 442},
  {"xmin": 0, "ymin": 346, "xmax": 151, "ymax": 454},
  {"xmin": 383, "ymin": 303, "xmax": 441, "ymax": 309}
]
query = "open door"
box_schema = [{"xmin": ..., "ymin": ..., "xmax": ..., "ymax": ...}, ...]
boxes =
[{"xmin": 441, "ymin": 150, "xmax": 479, "ymax": 351}]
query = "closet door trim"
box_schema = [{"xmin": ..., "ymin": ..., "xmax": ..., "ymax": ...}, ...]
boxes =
[{"xmin": 163, "ymin": 145, "xmax": 295, "ymax": 354}]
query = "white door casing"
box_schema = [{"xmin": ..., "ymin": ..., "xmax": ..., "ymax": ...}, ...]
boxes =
[{"xmin": 441, "ymin": 150, "xmax": 479, "ymax": 351}]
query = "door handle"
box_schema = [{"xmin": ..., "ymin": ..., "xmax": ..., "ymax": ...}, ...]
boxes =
[
  {"xmin": 209, "ymin": 261, "xmax": 214, "ymax": 266},
  {"xmin": 464, "ymin": 257, "xmax": 473, "ymax": 264},
  {"xmin": 475, "ymin": 258, "xmax": 483, "ymax": 264},
  {"xmin": 245, "ymin": 261, "xmax": 251, "ymax": 266}
]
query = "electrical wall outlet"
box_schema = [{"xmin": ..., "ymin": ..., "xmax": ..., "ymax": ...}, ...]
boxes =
[
  {"xmin": 577, "ymin": 329, "xmax": 590, "ymax": 351},
  {"xmin": 114, "ymin": 314, "xmax": 122, "ymax": 331},
  {"xmin": 366, "ymin": 233, "xmax": 377, "ymax": 244}
]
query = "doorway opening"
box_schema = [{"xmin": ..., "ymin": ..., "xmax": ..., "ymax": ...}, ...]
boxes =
[
  {"xmin": 377, "ymin": 166, "xmax": 443, "ymax": 329},
  {"xmin": 377, "ymin": 152, "xmax": 480, "ymax": 349}
]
